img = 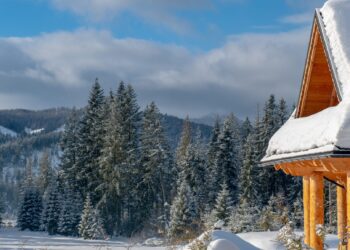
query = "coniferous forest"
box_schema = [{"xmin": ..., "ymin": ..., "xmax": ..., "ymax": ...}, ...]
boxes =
[{"xmin": 0, "ymin": 80, "xmax": 338, "ymax": 243}]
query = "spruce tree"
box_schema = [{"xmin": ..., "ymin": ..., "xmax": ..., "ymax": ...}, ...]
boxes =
[
  {"xmin": 139, "ymin": 102, "xmax": 173, "ymax": 232},
  {"xmin": 75, "ymin": 79, "xmax": 105, "ymax": 203},
  {"xmin": 17, "ymin": 188, "xmax": 43, "ymax": 231},
  {"xmin": 207, "ymin": 117, "xmax": 221, "ymax": 206},
  {"xmin": 168, "ymin": 178, "xmax": 199, "ymax": 241},
  {"xmin": 60, "ymin": 108, "xmax": 80, "ymax": 187},
  {"xmin": 176, "ymin": 116, "xmax": 191, "ymax": 171},
  {"xmin": 181, "ymin": 129, "xmax": 207, "ymax": 213},
  {"xmin": 97, "ymin": 85, "xmax": 123, "ymax": 236},
  {"xmin": 58, "ymin": 184, "xmax": 83, "ymax": 236},
  {"xmin": 79, "ymin": 194, "xmax": 94, "ymax": 239},
  {"xmin": 241, "ymin": 117, "xmax": 253, "ymax": 143},
  {"xmin": 37, "ymin": 150, "xmax": 52, "ymax": 195},
  {"xmin": 239, "ymin": 133, "xmax": 259, "ymax": 202},
  {"xmin": 79, "ymin": 194, "xmax": 105, "ymax": 239},
  {"xmin": 257, "ymin": 95, "xmax": 279, "ymax": 203},
  {"xmin": 119, "ymin": 83, "xmax": 141, "ymax": 235},
  {"xmin": 213, "ymin": 114, "xmax": 241, "ymax": 203},
  {"xmin": 97, "ymin": 82, "xmax": 141, "ymax": 236},
  {"xmin": 211, "ymin": 183, "xmax": 233, "ymax": 226},
  {"xmin": 41, "ymin": 178, "xmax": 61, "ymax": 235}
]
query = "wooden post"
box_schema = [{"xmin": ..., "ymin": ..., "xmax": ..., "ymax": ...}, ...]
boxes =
[
  {"xmin": 337, "ymin": 182, "xmax": 346, "ymax": 242},
  {"xmin": 346, "ymin": 173, "xmax": 350, "ymax": 250},
  {"xmin": 303, "ymin": 176, "xmax": 310, "ymax": 246},
  {"xmin": 310, "ymin": 173, "xmax": 324, "ymax": 250}
]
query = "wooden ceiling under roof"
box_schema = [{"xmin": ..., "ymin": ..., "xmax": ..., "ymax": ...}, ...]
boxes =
[{"xmin": 296, "ymin": 21, "xmax": 339, "ymax": 118}]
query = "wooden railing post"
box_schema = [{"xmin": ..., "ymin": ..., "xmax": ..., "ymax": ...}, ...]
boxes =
[{"xmin": 310, "ymin": 173, "xmax": 324, "ymax": 250}]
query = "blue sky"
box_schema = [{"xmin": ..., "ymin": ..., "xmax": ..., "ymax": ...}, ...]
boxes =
[
  {"xmin": 0, "ymin": 0, "xmax": 318, "ymax": 49},
  {"xmin": 0, "ymin": 0, "xmax": 326, "ymax": 117}
]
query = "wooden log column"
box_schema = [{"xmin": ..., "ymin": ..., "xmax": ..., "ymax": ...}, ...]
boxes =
[
  {"xmin": 303, "ymin": 176, "xmax": 310, "ymax": 246},
  {"xmin": 347, "ymin": 173, "xmax": 350, "ymax": 250},
  {"xmin": 310, "ymin": 173, "xmax": 324, "ymax": 250},
  {"xmin": 337, "ymin": 183, "xmax": 346, "ymax": 243}
]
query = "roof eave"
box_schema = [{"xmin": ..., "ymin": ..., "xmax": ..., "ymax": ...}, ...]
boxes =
[{"xmin": 260, "ymin": 149, "xmax": 350, "ymax": 167}]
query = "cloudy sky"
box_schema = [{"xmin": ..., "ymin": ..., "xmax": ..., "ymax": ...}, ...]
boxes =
[{"xmin": 0, "ymin": 0, "xmax": 326, "ymax": 118}]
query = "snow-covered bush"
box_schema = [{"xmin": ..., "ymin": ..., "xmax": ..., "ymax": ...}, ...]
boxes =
[
  {"xmin": 229, "ymin": 198, "xmax": 259, "ymax": 233},
  {"xmin": 259, "ymin": 193, "xmax": 289, "ymax": 231},
  {"xmin": 189, "ymin": 231, "xmax": 212, "ymax": 250},
  {"xmin": 276, "ymin": 222, "xmax": 304, "ymax": 250}
]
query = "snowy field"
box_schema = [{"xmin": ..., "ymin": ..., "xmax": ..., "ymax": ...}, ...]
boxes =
[
  {"xmin": 0, "ymin": 228, "xmax": 166, "ymax": 250},
  {"xmin": 0, "ymin": 228, "xmax": 340, "ymax": 250}
]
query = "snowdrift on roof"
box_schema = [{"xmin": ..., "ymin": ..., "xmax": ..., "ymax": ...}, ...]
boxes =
[
  {"xmin": 321, "ymin": 0, "xmax": 350, "ymax": 97},
  {"xmin": 262, "ymin": 101, "xmax": 350, "ymax": 162}
]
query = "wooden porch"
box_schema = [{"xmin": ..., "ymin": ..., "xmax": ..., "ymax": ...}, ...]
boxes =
[{"xmin": 276, "ymin": 158, "xmax": 350, "ymax": 249}]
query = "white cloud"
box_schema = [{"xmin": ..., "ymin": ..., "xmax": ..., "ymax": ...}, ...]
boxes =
[
  {"xmin": 0, "ymin": 27, "xmax": 310, "ymax": 116},
  {"xmin": 50, "ymin": 0, "xmax": 212, "ymax": 34},
  {"xmin": 280, "ymin": 12, "xmax": 314, "ymax": 25}
]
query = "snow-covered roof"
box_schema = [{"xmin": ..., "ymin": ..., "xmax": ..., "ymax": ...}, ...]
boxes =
[
  {"xmin": 262, "ymin": 0, "xmax": 350, "ymax": 164},
  {"xmin": 321, "ymin": 0, "xmax": 350, "ymax": 97}
]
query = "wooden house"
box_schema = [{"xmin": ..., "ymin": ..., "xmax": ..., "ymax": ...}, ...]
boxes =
[{"xmin": 261, "ymin": 1, "xmax": 350, "ymax": 249}]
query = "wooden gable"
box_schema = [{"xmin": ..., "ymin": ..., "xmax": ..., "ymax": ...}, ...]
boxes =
[{"xmin": 296, "ymin": 18, "xmax": 340, "ymax": 118}]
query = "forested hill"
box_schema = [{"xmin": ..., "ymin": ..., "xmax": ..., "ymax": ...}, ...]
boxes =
[
  {"xmin": 0, "ymin": 108, "xmax": 213, "ymax": 166},
  {"xmin": 0, "ymin": 108, "xmax": 73, "ymax": 134}
]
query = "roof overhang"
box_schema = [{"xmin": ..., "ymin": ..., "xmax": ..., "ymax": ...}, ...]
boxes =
[{"xmin": 260, "ymin": 147, "xmax": 350, "ymax": 167}]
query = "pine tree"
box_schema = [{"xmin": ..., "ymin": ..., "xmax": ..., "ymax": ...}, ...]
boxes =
[
  {"xmin": 277, "ymin": 98, "xmax": 288, "ymax": 127},
  {"xmin": 181, "ymin": 129, "xmax": 207, "ymax": 214},
  {"xmin": 241, "ymin": 117, "xmax": 253, "ymax": 143},
  {"xmin": 211, "ymin": 183, "xmax": 233, "ymax": 226},
  {"xmin": 79, "ymin": 194, "xmax": 105, "ymax": 239},
  {"xmin": 17, "ymin": 188, "xmax": 43, "ymax": 231},
  {"xmin": 116, "ymin": 82, "xmax": 141, "ymax": 235},
  {"xmin": 257, "ymin": 95, "xmax": 279, "ymax": 203},
  {"xmin": 75, "ymin": 79, "xmax": 105, "ymax": 203},
  {"xmin": 168, "ymin": 178, "xmax": 199, "ymax": 241},
  {"xmin": 37, "ymin": 150, "xmax": 52, "ymax": 195},
  {"xmin": 207, "ymin": 117, "xmax": 221, "ymax": 206},
  {"xmin": 79, "ymin": 194, "xmax": 94, "ymax": 239},
  {"xmin": 97, "ymin": 82, "xmax": 141, "ymax": 236},
  {"xmin": 97, "ymin": 85, "xmax": 123, "ymax": 236},
  {"xmin": 239, "ymin": 133, "xmax": 259, "ymax": 202},
  {"xmin": 22, "ymin": 157, "xmax": 34, "ymax": 191},
  {"xmin": 58, "ymin": 183, "xmax": 83, "ymax": 236},
  {"xmin": 60, "ymin": 108, "xmax": 80, "ymax": 187},
  {"xmin": 139, "ymin": 102, "xmax": 173, "ymax": 232},
  {"xmin": 41, "ymin": 178, "xmax": 61, "ymax": 235},
  {"xmin": 176, "ymin": 116, "xmax": 192, "ymax": 171},
  {"xmin": 212, "ymin": 114, "xmax": 241, "ymax": 203}
]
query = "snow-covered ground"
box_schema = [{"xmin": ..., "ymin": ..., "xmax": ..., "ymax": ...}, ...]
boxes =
[
  {"xmin": 0, "ymin": 228, "xmax": 340, "ymax": 250},
  {"xmin": 183, "ymin": 230, "xmax": 339, "ymax": 250},
  {"xmin": 0, "ymin": 228, "xmax": 166, "ymax": 250}
]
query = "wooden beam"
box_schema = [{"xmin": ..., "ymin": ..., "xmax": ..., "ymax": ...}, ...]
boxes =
[
  {"xmin": 303, "ymin": 176, "xmax": 310, "ymax": 246},
  {"xmin": 310, "ymin": 173, "xmax": 324, "ymax": 250},
  {"xmin": 337, "ymin": 184, "xmax": 346, "ymax": 241}
]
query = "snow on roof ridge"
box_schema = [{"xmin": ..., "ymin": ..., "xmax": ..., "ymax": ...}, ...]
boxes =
[{"xmin": 321, "ymin": 0, "xmax": 350, "ymax": 98}]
